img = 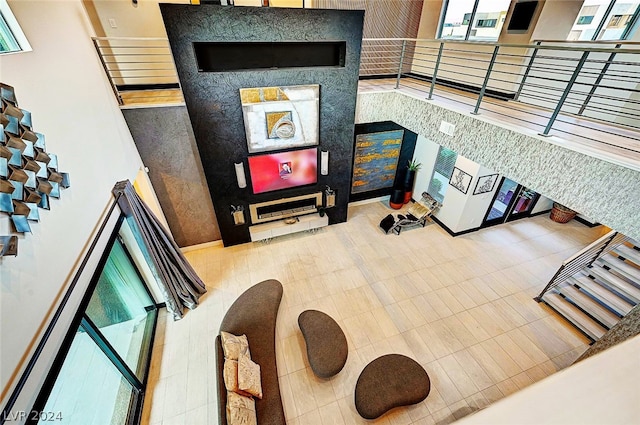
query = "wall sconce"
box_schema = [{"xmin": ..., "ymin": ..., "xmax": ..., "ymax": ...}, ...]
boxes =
[
  {"xmin": 320, "ymin": 150, "xmax": 329, "ymax": 176},
  {"xmin": 231, "ymin": 205, "xmax": 245, "ymax": 225},
  {"xmin": 325, "ymin": 185, "xmax": 335, "ymax": 208},
  {"xmin": 234, "ymin": 162, "xmax": 247, "ymax": 189}
]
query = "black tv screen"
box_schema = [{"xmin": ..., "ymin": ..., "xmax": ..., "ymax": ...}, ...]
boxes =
[{"xmin": 508, "ymin": 1, "xmax": 538, "ymax": 32}]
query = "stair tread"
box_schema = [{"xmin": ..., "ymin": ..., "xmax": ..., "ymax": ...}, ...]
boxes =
[
  {"xmin": 542, "ymin": 292, "xmax": 607, "ymax": 339},
  {"xmin": 556, "ymin": 283, "xmax": 620, "ymax": 328},
  {"xmin": 588, "ymin": 265, "xmax": 640, "ymax": 303},
  {"xmin": 599, "ymin": 253, "xmax": 640, "ymax": 281},
  {"xmin": 569, "ymin": 275, "xmax": 633, "ymax": 315},
  {"xmin": 613, "ymin": 245, "xmax": 640, "ymax": 267}
]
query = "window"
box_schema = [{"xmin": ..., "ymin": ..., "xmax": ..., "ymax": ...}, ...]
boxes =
[
  {"xmin": 477, "ymin": 19, "xmax": 497, "ymax": 28},
  {"xmin": 577, "ymin": 15, "xmax": 595, "ymax": 25},
  {"xmin": 0, "ymin": 0, "xmax": 31, "ymax": 54},
  {"xmin": 439, "ymin": 0, "xmax": 510, "ymax": 41},
  {"xmin": 29, "ymin": 217, "xmax": 158, "ymax": 425},
  {"xmin": 567, "ymin": 0, "xmax": 640, "ymax": 41},
  {"xmin": 427, "ymin": 146, "xmax": 458, "ymax": 204},
  {"xmin": 0, "ymin": 12, "xmax": 19, "ymax": 53},
  {"xmin": 440, "ymin": 0, "xmax": 476, "ymax": 39},
  {"xmin": 607, "ymin": 14, "xmax": 628, "ymax": 27}
]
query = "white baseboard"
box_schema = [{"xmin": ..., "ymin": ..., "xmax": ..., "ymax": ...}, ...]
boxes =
[
  {"xmin": 180, "ymin": 240, "xmax": 223, "ymax": 253},
  {"xmin": 348, "ymin": 195, "xmax": 390, "ymax": 207}
]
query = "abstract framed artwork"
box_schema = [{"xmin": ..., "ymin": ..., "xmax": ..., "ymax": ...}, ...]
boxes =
[
  {"xmin": 239, "ymin": 85, "xmax": 319, "ymax": 153},
  {"xmin": 351, "ymin": 130, "xmax": 403, "ymax": 194},
  {"xmin": 473, "ymin": 173, "xmax": 499, "ymax": 195},
  {"xmin": 449, "ymin": 167, "xmax": 473, "ymax": 194}
]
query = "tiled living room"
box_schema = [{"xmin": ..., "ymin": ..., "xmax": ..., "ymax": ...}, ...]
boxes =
[{"xmin": 143, "ymin": 200, "xmax": 601, "ymax": 425}]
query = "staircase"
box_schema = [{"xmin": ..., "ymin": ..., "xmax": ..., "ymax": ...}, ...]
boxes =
[{"xmin": 537, "ymin": 235, "xmax": 640, "ymax": 342}]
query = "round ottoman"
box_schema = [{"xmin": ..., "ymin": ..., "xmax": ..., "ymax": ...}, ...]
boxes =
[
  {"xmin": 298, "ymin": 310, "xmax": 348, "ymax": 378},
  {"xmin": 355, "ymin": 354, "xmax": 430, "ymax": 419}
]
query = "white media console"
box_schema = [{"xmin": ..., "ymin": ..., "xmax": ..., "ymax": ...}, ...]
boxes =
[
  {"xmin": 249, "ymin": 213, "xmax": 328, "ymax": 242},
  {"xmin": 248, "ymin": 192, "xmax": 329, "ymax": 242}
]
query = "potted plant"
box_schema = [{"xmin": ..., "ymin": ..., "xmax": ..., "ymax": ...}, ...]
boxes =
[
  {"xmin": 550, "ymin": 202, "xmax": 577, "ymax": 223},
  {"xmin": 403, "ymin": 159, "xmax": 422, "ymax": 204}
]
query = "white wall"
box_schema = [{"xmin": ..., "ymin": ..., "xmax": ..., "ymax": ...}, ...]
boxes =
[
  {"xmin": 412, "ymin": 134, "xmax": 440, "ymax": 199},
  {"xmin": 411, "ymin": 136, "xmax": 499, "ymax": 234},
  {"xmin": 435, "ymin": 156, "xmax": 498, "ymax": 233},
  {"xmin": 531, "ymin": 194, "xmax": 553, "ymax": 214},
  {"xmin": 87, "ymin": 0, "xmax": 190, "ymax": 38},
  {"xmin": 416, "ymin": 0, "xmax": 443, "ymax": 39},
  {"xmin": 456, "ymin": 334, "xmax": 640, "ymax": 425},
  {"xmin": 531, "ymin": 0, "xmax": 584, "ymax": 41},
  {"xmin": 0, "ymin": 0, "xmax": 146, "ymax": 414}
]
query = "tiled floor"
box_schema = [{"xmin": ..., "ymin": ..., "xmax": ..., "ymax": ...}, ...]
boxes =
[{"xmin": 142, "ymin": 201, "xmax": 604, "ymax": 425}]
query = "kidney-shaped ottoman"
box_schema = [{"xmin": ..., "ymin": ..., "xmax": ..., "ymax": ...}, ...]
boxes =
[
  {"xmin": 298, "ymin": 310, "xmax": 348, "ymax": 378},
  {"xmin": 355, "ymin": 354, "xmax": 431, "ymax": 419}
]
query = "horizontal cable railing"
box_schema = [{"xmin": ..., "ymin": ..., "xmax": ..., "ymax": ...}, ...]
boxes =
[
  {"xmin": 92, "ymin": 36, "xmax": 640, "ymax": 158},
  {"xmin": 92, "ymin": 37, "xmax": 181, "ymax": 106},
  {"xmin": 533, "ymin": 231, "xmax": 632, "ymax": 302},
  {"xmin": 362, "ymin": 38, "xmax": 640, "ymax": 156}
]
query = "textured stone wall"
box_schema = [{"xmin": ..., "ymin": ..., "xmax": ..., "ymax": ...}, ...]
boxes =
[
  {"xmin": 576, "ymin": 304, "xmax": 640, "ymax": 362},
  {"xmin": 162, "ymin": 4, "xmax": 364, "ymax": 246},
  {"xmin": 356, "ymin": 91, "xmax": 640, "ymax": 240}
]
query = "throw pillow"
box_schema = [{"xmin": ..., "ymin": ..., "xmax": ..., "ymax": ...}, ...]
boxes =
[
  {"xmin": 221, "ymin": 331, "xmax": 251, "ymax": 361},
  {"xmin": 223, "ymin": 359, "xmax": 253, "ymax": 397},
  {"xmin": 238, "ymin": 353, "xmax": 263, "ymax": 399},
  {"xmin": 226, "ymin": 391, "xmax": 257, "ymax": 425}
]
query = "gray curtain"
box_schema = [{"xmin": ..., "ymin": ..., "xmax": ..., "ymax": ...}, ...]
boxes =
[{"xmin": 112, "ymin": 180, "xmax": 206, "ymax": 319}]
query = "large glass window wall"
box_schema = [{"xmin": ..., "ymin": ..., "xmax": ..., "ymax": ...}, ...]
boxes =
[{"xmin": 29, "ymin": 217, "xmax": 159, "ymax": 425}]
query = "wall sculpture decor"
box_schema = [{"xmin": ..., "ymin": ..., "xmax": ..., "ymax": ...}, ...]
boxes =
[
  {"xmin": 239, "ymin": 85, "xmax": 319, "ymax": 153},
  {"xmin": 0, "ymin": 83, "xmax": 70, "ymax": 256},
  {"xmin": 449, "ymin": 167, "xmax": 472, "ymax": 194},
  {"xmin": 351, "ymin": 130, "xmax": 403, "ymax": 194},
  {"xmin": 473, "ymin": 173, "xmax": 499, "ymax": 195}
]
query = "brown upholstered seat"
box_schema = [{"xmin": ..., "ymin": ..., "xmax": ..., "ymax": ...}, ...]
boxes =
[
  {"xmin": 216, "ymin": 279, "xmax": 285, "ymax": 425},
  {"xmin": 355, "ymin": 354, "xmax": 430, "ymax": 419},
  {"xmin": 298, "ymin": 310, "xmax": 348, "ymax": 378}
]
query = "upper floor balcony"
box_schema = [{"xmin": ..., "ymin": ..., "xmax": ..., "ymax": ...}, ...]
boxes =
[{"xmin": 94, "ymin": 36, "xmax": 640, "ymax": 173}]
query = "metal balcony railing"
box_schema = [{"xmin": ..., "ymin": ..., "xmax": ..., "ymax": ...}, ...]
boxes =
[
  {"xmin": 92, "ymin": 37, "xmax": 180, "ymax": 106},
  {"xmin": 92, "ymin": 36, "xmax": 640, "ymax": 158},
  {"xmin": 362, "ymin": 38, "xmax": 640, "ymax": 147}
]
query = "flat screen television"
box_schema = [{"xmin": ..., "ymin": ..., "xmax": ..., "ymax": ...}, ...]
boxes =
[{"xmin": 248, "ymin": 148, "xmax": 318, "ymax": 194}]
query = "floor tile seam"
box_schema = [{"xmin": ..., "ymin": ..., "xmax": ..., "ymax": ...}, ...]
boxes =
[
  {"xmin": 458, "ymin": 341, "xmax": 525, "ymax": 382},
  {"xmin": 502, "ymin": 325, "xmax": 553, "ymax": 362}
]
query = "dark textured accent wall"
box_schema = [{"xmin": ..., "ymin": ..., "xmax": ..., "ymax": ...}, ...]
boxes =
[
  {"xmin": 161, "ymin": 5, "xmax": 364, "ymax": 246},
  {"xmin": 351, "ymin": 121, "xmax": 417, "ymax": 202},
  {"xmin": 122, "ymin": 106, "xmax": 220, "ymax": 247}
]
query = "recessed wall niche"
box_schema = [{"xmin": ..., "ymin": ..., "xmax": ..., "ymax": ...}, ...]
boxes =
[
  {"xmin": 161, "ymin": 5, "xmax": 364, "ymax": 246},
  {"xmin": 194, "ymin": 41, "xmax": 346, "ymax": 72},
  {"xmin": 0, "ymin": 83, "xmax": 70, "ymax": 256}
]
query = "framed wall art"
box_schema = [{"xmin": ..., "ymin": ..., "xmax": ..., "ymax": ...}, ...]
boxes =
[
  {"xmin": 473, "ymin": 173, "xmax": 499, "ymax": 195},
  {"xmin": 351, "ymin": 130, "xmax": 403, "ymax": 194},
  {"xmin": 239, "ymin": 85, "xmax": 319, "ymax": 153},
  {"xmin": 449, "ymin": 167, "xmax": 472, "ymax": 194}
]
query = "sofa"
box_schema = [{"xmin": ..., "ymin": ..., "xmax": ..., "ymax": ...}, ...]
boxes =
[{"xmin": 215, "ymin": 279, "xmax": 285, "ymax": 425}]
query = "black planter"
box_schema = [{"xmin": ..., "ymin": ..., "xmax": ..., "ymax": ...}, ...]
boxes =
[
  {"xmin": 403, "ymin": 169, "xmax": 416, "ymax": 190},
  {"xmin": 389, "ymin": 188, "xmax": 404, "ymax": 209}
]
